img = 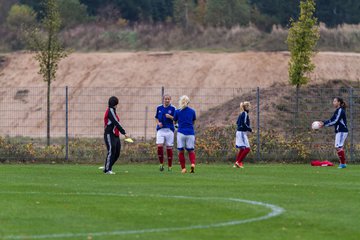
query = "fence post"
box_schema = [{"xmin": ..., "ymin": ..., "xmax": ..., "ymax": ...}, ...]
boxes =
[
  {"xmin": 145, "ymin": 106, "xmax": 148, "ymax": 141},
  {"xmin": 349, "ymin": 87, "xmax": 354, "ymax": 162},
  {"xmin": 256, "ymin": 87, "xmax": 260, "ymax": 161},
  {"xmin": 161, "ymin": 86, "xmax": 165, "ymax": 100},
  {"xmin": 65, "ymin": 86, "xmax": 69, "ymax": 161}
]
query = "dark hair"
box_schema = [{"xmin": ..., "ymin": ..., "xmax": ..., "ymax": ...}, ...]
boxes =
[
  {"xmin": 108, "ymin": 96, "xmax": 119, "ymax": 107},
  {"xmin": 335, "ymin": 97, "xmax": 346, "ymax": 109}
]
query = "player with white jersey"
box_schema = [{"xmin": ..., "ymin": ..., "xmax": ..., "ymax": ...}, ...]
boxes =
[
  {"xmin": 173, "ymin": 95, "xmax": 197, "ymax": 174},
  {"xmin": 155, "ymin": 94, "xmax": 176, "ymax": 171},
  {"xmin": 319, "ymin": 97, "xmax": 348, "ymax": 169},
  {"xmin": 234, "ymin": 101, "xmax": 252, "ymax": 169}
]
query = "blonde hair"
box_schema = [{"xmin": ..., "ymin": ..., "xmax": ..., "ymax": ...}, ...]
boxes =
[
  {"xmin": 179, "ymin": 95, "xmax": 190, "ymax": 110},
  {"xmin": 240, "ymin": 101, "xmax": 251, "ymax": 112}
]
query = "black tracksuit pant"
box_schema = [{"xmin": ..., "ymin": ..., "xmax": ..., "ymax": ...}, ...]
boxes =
[{"xmin": 104, "ymin": 133, "xmax": 121, "ymax": 172}]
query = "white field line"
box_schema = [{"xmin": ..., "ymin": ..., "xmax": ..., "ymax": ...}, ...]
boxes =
[{"xmin": 1, "ymin": 191, "xmax": 285, "ymax": 239}]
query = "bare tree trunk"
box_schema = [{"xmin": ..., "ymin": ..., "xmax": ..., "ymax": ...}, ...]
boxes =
[
  {"xmin": 296, "ymin": 84, "xmax": 299, "ymax": 118},
  {"xmin": 293, "ymin": 84, "xmax": 300, "ymax": 134},
  {"xmin": 47, "ymin": 77, "xmax": 51, "ymax": 146},
  {"xmin": 46, "ymin": 27, "xmax": 53, "ymax": 146}
]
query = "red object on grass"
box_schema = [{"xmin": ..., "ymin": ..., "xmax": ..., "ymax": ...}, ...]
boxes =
[{"xmin": 311, "ymin": 160, "xmax": 334, "ymax": 167}]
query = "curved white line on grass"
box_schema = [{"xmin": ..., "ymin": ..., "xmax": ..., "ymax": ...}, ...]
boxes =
[{"xmin": 1, "ymin": 192, "xmax": 285, "ymax": 239}]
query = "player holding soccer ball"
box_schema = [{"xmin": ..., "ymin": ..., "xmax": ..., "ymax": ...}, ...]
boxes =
[
  {"xmin": 318, "ymin": 97, "xmax": 348, "ymax": 169},
  {"xmin": 173, "ymin": 95, "xmax": 197, "ymax": 174},
  {"xmin": 234, "ymin": 102, "xmax": 252, "ymax": 169},
  {"xmin": 155, "ymin": 94, "xmax": 176, "ymax": 172},
  {"xmin": 102, "ymin": 96, "xmax": 129, "ymax": 174}
]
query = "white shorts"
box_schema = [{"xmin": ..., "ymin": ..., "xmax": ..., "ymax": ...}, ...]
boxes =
[
  {"xmin": 177, "ymin": 132, "xmax": 195, "ymax": 151},
  {"xmin": 236, "ymin": 131, "xmax": 250, "ymax": 148},
  {"xmin": 156, "ymin": 128, "xmax": 174, "ymax": 147},
  {"xmin": 335, "ymin": 132, "xmax": 348, "ymax": 148}
]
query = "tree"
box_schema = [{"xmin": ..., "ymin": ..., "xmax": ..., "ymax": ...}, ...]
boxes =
[
  {"xmin": 287, "ymin": 0, "xmax": 319, "ymax": 127},
  {"xmin": 6, "ymin": 4, "xmax": 37, "ymax": 30},
  {"xmin": 0, "ymin": 0, "xmax": 18, "ymax": 25},
  {"xmin": 205, "ymin": 0, "xmax": 250, "ymax": 28},
  {"xmin": 149, "ymin": 0, "xmax": 174, "ymax": 22},
  {"xmin": 5, "ymin": 4, "xmax": 37, "ymax": 50},
  {"xmin": 194, "ymin": 0, "xmax": 206, "ymax": 26},
  {"xmin": 58, "ymin": 0, "xmax": 90, "ymax": 28},
  {"xmin": 249, "ymin": 6, "xmax": 278, "ymax": 32},
  {"xmin": 19, "ymin": 0, "xmax": 45, "ymax": 19},
  {"xmin": 173, "ymin": 0, "xmax": 194, "ymax": 28},
  {"xmin": 250, "ymin": 0, "xmax": 299, "ymax": 27},
  {"xmin": 316, "ymin": 0, "xmax": 360, "ymax": 27},
  {"xmin": 27, "ymin": 0, "xmax": 68, "ymax": 146}
]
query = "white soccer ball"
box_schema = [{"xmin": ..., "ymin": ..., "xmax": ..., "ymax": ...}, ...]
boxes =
[{"xmin": 311, "ymin": 121, "xmax": 322, "ymax": 130}]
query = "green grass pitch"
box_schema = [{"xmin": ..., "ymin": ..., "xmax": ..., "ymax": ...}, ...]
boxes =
[{"xmin": 0, "ymin": 164, "xmax": 359, "ymax": 240}]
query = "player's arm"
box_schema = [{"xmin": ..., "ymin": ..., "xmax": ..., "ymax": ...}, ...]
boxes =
[
  {"xmin": 165, "ymin": 114, "xmax": 174, "ymax": 120},
  {"xmin": 109, "ymin": 108, "xmax": 126, "ymax": 135},
  {"xmin": 155, "ymin": 118, "xmax": 163, "ymax": 127},
  {"xmin": 155, "ymin": 107, "xmax": 163, "ymax": 127},
  {"xmin": 165, "ymin": 107, "xmax": 175, "ymax": 120},
  {"xmin": 173, "ymin": 110, "xmax": 178, "ymax": 123},
  {"xmin": 239, "ymin": 113, "xmax": 246, "ymax": 128},
  {"xmin": 323, "ymin": 109, "xmax": 341, "ymax": 127},
  {"xmin": 244, "ymin": 113, "xmax": 252, "ymax": 132}
]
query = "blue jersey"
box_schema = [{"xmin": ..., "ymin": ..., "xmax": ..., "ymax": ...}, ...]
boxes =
[
  {"xmin": 324, "ymin": 107, "xmax": 348, "ymax": 133},
  {"xmin": 237, "ymin": 111, "xmax": 252, "ymax": 132},
  {"xmin": 155, "ymin": 104, "xmax": 176, "ymax": 131},
  {"xmin": 174, "ymin": 107, "xmax": 196, "ymax": 135}
]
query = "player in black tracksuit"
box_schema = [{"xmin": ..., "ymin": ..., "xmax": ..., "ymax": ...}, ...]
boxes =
[{"xmin": 103, "ymin": 96, "xmax": 128, "ymax": 174}]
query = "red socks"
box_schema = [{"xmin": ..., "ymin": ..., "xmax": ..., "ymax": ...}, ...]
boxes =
[
  {"xmin": 178, "ymin": 151, "xmax": 195, "ymax": 169},
  {"xmin": 157, "ymin": 146, "xmax": 164, "ymax": 164},
  {"xmin": 189, "ymin": 151, "xmax": 196, "ymax": 165},
  {"xmin": 236, "ymin": 148, "xmax": 250, "ymax": 164},
  {"xmin": 337, "ymin": 149, "xmax": 346, "ymax": 164},
  {"xmin": 166, "ymin": 148, "xmax": 173, "ymax": 167},
  {"xmin": 178, "ymin": 151, "xmax": 186, "ymax": 169},
  {"xmin": 159, "ymin": 146, "xmax": 174, "ymax": 167},
  {"xmin": 236, "ymin": 149, "xmax": 244, "ymax": 163}
]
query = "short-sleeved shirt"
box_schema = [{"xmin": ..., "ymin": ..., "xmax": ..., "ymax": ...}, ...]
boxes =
[
  {"xmin": 174, "ymin": 107, "xmax": 196, "ymax": 135},
  {"xmin": 155, "ymin": 104, "xmax": 176, "ymax": 132}
]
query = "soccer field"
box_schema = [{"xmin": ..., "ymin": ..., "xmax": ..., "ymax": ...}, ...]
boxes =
[{"xmin": 0, "ymin": 164, "xmax": 359, "ymax": 240}]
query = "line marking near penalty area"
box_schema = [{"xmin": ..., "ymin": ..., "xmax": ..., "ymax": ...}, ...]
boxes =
[{"xmin": 1, "ymin": 191, "xmax": 285, "ymax": 239}]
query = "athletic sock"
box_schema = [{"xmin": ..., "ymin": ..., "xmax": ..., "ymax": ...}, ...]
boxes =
[
  {"xmin": 239, "ymin": 148, "xmax": 250, "ymax": 163},
  {"xmin": 236, "ymin": 149, "xmax": 244, "ymax": 164},
  {"xmin": 178, "ymin": 151, "xmax": 186, "ymax": 169},
  {"xmin": 337, "ymin": 149, "xmax": 346, "ymax": 164},
  {"xmin": 157, "ymin": 146, "xmax": 164, "ymax": 164},
  {"xmin": 189, "ymin": 151, "xmax": 196, "ymax": 165},
  {"xmin": 166, "ymin": 148, "xmax": 173, "ymax": 167}
]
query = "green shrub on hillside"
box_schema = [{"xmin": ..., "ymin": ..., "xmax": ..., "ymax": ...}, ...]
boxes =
[{"xmin": 6, "ymin": 4, "xmax": 37, "ymax": 30}]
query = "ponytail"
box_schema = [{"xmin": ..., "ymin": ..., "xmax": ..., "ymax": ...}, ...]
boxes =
[
  {"xmin": 240, "ymin": 101, "xmax": 251, "ymax": 112},
  {"xmin": 336, "ymin": 97, "xmax": 347, "ymax": 109},
  {"xmin": 179, "ymin": 95, "xmax": 190, "ymax": 110}
]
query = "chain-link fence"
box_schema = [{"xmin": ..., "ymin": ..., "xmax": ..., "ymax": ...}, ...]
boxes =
[{"xmin": 0, "ymin": 85, "xmax": 359, "ymax": 163}]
